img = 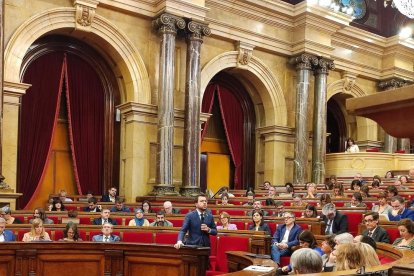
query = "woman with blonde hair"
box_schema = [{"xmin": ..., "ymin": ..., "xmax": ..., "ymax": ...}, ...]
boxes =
[
  {"xmin": 22, "ymin": 218, "xmax": 51, "ymax": 242},
  {"xmin": 334, "ymin": 243, "xmax": 363, "ymax": 271},
  {"xmin": 358, "ymin": 242, "xmax": 380, "ymax": 267},
  {"xmin": 217, "ymin": 212, "xmax": 237, "ymax": 230}
]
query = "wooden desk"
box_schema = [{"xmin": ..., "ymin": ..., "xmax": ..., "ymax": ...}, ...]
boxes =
[
  {"xmin": 223, "ymin": 251, "xmax": 277, "ymax": 276},
  {"xmin": 0, "ymin": 242, "xmax": 209, "ymax": 276}
]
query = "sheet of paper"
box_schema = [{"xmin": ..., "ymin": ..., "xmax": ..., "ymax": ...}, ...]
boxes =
[{"xmin": 243, "ymin": 265, "xmax": 273, "ymax": 272}]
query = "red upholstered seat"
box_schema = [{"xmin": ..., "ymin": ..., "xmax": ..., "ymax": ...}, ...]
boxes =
[
  {"xmin": 386, "ymin": 228, "xmax": 400, "ymax": 243},
  {"xmin": 231, "ymin": 220, "xmax": 246, "ymax": 230},
  {"xmin": 113, "ymin": 217, "xmax": 122, "ymax": 226},
  {"xmin": 293, "ymin": 211, "xmax": 302, "ymax": 218},
  {"xmin": 124, "ymin": 217, "xmax": 133, "ymax": 225},
  {"xmin": 334, "ymin": 202, "xmax": 344, "ymax": 207},
  {"xmin": 48, "ymin": 216, "xmax": 59, "ymax": 224},
  {"xmin": 79, "ymin": 217, "xmax": 92, "ymax": 224},
  {"xmin": 280, "ymin": 256, "xmax": 290, "ymax": 266},
  {"xmin": 379, "ymin": 255, "xmax": 395, "ymax": 264},
  {"xmin": 366, "ymin": 148, "xmax": 379, "ymax": 152},
  {"xmin": 224, "ymin": 209, "xmax": 245, "ymax": 216},
  {"xmin": 18, "ymin": 230, "xmax": 26, "ymax": 241},
  {"xmin": 167, "ymin": 219, "xmax": 183, "ymax": 227},
  {"xmin": 14, "ymin": 215, "xmax": 25, "ymax": 224},
  {"xmin": 343, "ymin": 212, "xmax": 363, "ymax": 236},
  {"xmin": 152, "ymin": 207, "xmax": 161, "ymax": 213},
  {"xmin": 267, "ymin": 222, "xmax": 277, "ymax": 236},
  {"xmin": 54, "ymin": 230, "xmax": 64, "ymax": 241},
  {"xmin": 154, "ymin": 232, "xmax": 177, "ymax": 245},
  {"xmin": 297, "ymin": 223, "xmax": 309, "ymax": 230},
  {"xmin": 210, "ymin": 235, "xmax": 218, "ymax": 257},
  {"xmin": 65, "ymin": 205, "xmax": 77, "ymax": 211},
  {"xmin": 206, "ymin": 236, "xmax": 251, "ymax": 275},
  {"xmin": 123, "ymin": 231, "xmax": 153, "ymax": 243},
  {"xmin": 79, "ymin": 230, "xmax": 87, "ymax": 241}
]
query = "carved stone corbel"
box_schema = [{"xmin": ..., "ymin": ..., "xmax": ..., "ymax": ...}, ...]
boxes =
[
  {"xmin": 236, "ymin": 41, "xmax": 255, "ymax": 66},
  {"xmin": 342, "ymin": 72, "xmax": 357, "ymax": 92},
  {"xmin": 73, "ymin": 0, "xmax": 99, "ymax": 32}
]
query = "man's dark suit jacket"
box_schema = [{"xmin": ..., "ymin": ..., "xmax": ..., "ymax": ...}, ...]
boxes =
[
  {"xmin": 83, "ymin": 207, "xmax": 102, "ymax": 213},
  {"xmin": 362, "ymin": 226, "xmax": 391, "ymax": 243},
  {"xmin": 177, "ymin": 209, "xmax": 217, "ymax": 247},
  {"xmin": 322, "ymin": 211, "xmax": 348, "ymax": 234},
  {"xmin": 92, "ymin": 217, "xmax": 117, "ymax": 225},
  {"xmin": 101, "ymin": 194, "xmax": 114, "ymax": 202},
  {"xmin": 1, "ymin": 230, "xmax": 16, "ymax": 241}
]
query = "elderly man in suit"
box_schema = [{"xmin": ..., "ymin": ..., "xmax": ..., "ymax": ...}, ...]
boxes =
[
  {"xmin": 321, "ymin": 203, "xmax": 348, "ymax": 235},
  {"xmin": 271, "ymin": 211, "xmax": 302, "ymax": 265},
  {"xmin": 361, "ymin": 211, "xmax": 390, "ymax": 243},
  {"xmin": 92, "ymin": 222, "xmax": 120, "ymax": 242},
  {"xmin": 0, "ymin": 217, "xmax": 15, "ymax": 242},
  {"xmin": 92, "ymin": 209, "xmax": 117, "ymax": 225},
  {"xmin": 174, "ymin": 194, "xmax": 217, "ymax": 248}
]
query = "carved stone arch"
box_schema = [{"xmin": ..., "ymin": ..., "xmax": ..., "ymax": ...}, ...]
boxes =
[
  {"xmin": 4, "ymin": 7, "xmax": 151, "ymax": 104},
  {"xmin": 327, "ymin": 79, "xmax": 371, "ymax": 146},
  {"xmin": 201, "ymin": 51, "xmax": 288, "ymax": 126}
]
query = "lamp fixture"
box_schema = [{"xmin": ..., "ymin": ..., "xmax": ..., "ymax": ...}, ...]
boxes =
[
  {"xmin": 391, "ymin": 0, "xmax": 414, "ymax": 19},
  {"xmin": 307, "ymin": 0, "xmax": 367, "ymax": 19}
]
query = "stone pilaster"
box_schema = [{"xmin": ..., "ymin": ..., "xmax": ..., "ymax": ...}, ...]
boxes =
[
  {"xmin": 312, "ymin": 57, "xmax": 334, "ymax": 184},
  {"xmin": 378, "ymin": 78, "xmax": 411, "ymax": 153},
  {"xmin": 289, "ymin": 53, "xmax": 318, "ymax": 185},
  {"xmin": 180, "ymin": 20, "xmax": 210, "ymax": 197},
  {"xmin": 151, "ymin": 13, "xmax": 185, "ymax": 196}
]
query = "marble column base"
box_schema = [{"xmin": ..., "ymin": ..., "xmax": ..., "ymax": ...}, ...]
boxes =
[
  {"xmin": 149, "ymin": 184, "xmax": 179, "ymax": 196},
  {"xmin": 179, "ymin": 186, "xmax": 201, "ymax": 197}
]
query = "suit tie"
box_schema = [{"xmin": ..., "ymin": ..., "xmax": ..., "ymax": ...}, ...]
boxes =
[
  {"xmin": 104, "ymin": 236, "xmax": 109, "ymax": 242},
  {"xmin": 325, "ymin": 220, "xmax": 332, "ymax": 235},
  {"xmin": 103, "ymin": 219, "xmax": 108, "ymax": 224},
  {"xmin": 368, "ymin": 230, "xmax": 373, "ymax": 237},
  {"xmin": 200, "ymin": 213, "xmax": 205, "ymax": 224}
]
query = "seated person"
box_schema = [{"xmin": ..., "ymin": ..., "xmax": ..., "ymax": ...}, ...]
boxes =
[
  {"xmin": 321, "ymin": 203, "xmax": 348, "ymax": 235},
  {"xmin": 218, "ymin": 187, "xmax": 234, "ymax": 198},
  {"xmin": 248, "ymin": 210, "xmax": 271, "ymax": 235},
  {"xmin": 0, "ymin": 206, "xmax": 21, "ymax": 224},
  {"xmin": 344, "ymin": 192, "xmax": 366, "ymax": 208},
  {"xmin": 128, "ymin": 208, "xmax": 150, "ymax": 226},
  {"xmin": 246, "ymin": 199, "xmax": 268, "ymax": 216},
  {"xmin": 217, "ymin": 211, "xmax": 237, "ymax": 230},
  {"xmin": 0, "ymin": 217, "xmax": 16, "ymax": 241},
  {"xmin": 305, "ymin": 182, "xmax": 317, "ymax": 198},
  {"xmin": 149, "ymin": 211, "xmax": 173, "ymax": 227},
  {"xmin": 101, "ymin": 187, "xmax": 117, "ymax": 203},
  {"xmin": 163, "ymin": 201, "xmax": 180, "ymax": 214},
  {"xmin": 22, "ymin": 218, "xmax": 51, "ymax": 242},
  {"xmin": 361, "ymin": 211, "xmax": 390, "ymax": 243},
  {"xmin": 141, "ymin": 200, "xmax": 153, "ymax": 214},
  {"xmin": 302, "ymin": 204, "xmax": 318, "ymax": 218},
  {"xmin": 386, "ymin": 185, "xmax": 399, "ymax": 197},
  {"xmin": 267, "ymin": 185, "xmax": 277, "ymax": 199},
  {"xmin": 271, "ymin": 211, "xmax": 302, "ymax": 265},
  {"xmin": 291, "ymin": 194, "xmax": 306, "ymax": 207},
  {"xmin": 78, "ymin": 191, "xmax": 94, "ymax": 202},
  {"xmin": 350, "ymin": 179, "xmax": 362, "ymax": 191},
  {"xmin": 273, "ymin": 201, "xmax": 285, "ymax": 217},
  {"xmin": 290, "ymin": 248, "xmax": 323, "ymax": 274},
  {"xmin": 62, "ymin": 210, "xmax": 80, "ymax": 224},
  {"xmin": 321, "ymin": 235, "xmax": 336, "ymax": 272},
  {"xmin": 59, "ymin": 222, "xmax": 82, "ymax": 242},
  {"xmin": 281, "ymin": 230, "xmax": 323, "ymax": 273},
  {"xmin": 318, "ymin": 193, "xmax": 331, "ymax": 207},
  {"xmin": 360, "ymin": 184, "xmax": 370, "ymax": 198},
  {"xmin": 220, "ymin": 193, "xmax": 233, "ymax": 206},
  {"xmin": 393, "ymin": 219, "xmax": 414, "ymax": 250},
  {"xmin": 110, "ymin": 197, "xmax": 130, "ymax": 213},
  {"xmin": 331, "ymin": 183, "xmax": 344, "ymax": 198},
  {"xmin": 29, "ymin": 208, "xmax": 54, "ymax": 224},
  {"xmin": 243, "ymin": 192, "xmax": 255, "ymax": 206},
  {"xmin": 334, "ymin": 232, "xmax": 354, "ymax": 245},
  {"xmin": 92, "ymin": 222, "xmax": 120, "ymax": 242},
  {"xmin": 59, "ymin": 189, "xmax": 73, "ymax": 202},
  {"xmin": 388, "ymin": 196, "xmax": 414, "ymax": 221},
  {"xmin": 372, "ymin": 192, "xmax": 392, "ymax": 215},
  {"xmin": 262, "ymin": 181, "xmax": 271, "ymax": 190},
  {"xmin": 83, "ymin": 197, "xmax": 102, "ymax": 212},
  {"xmin": 92, "ymin": 209, "xmax": 117, "ymax": 225},
  {"xmin": 51, "ymin": 198, "xmax": 66, "ymax": 211}
]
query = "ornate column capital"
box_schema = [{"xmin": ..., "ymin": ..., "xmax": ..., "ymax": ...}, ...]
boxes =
[
  {"xmin": 378, "ymin": 78, "xmax": 412, "ymax": 91},
  {"xmin": 152, "ymin": 13, "xmax": 186, "ymax": 36},
  {"xmin": 73, "ymin": 0, "xmax": 99, "ymax": 32},
  {"xmin": 186, "ymin": 21, "xmax": 210, "ymax": 42},
  {"xmin": 314, "ymin": 57, "xmax": 335, "ymax": 75},
  {"xmin": 289, "ymin": 53, "xmax": 318, "ymax": 70},
  {"xmin": 235, "ymin": 41, "xmax": 255, "ymax": 66}
]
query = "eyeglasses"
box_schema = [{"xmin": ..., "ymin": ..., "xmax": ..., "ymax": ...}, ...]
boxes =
[{"xmin": 284, "ymin": 216, "xmax": 294, "ymax": 219}]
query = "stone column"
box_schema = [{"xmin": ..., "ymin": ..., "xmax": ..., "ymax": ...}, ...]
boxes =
[
  {"xmin": 378, "ymin": 78, "xmax": 408, "ymax": 153},
  {"xmin": 312, "ymin": 58, "xmax": 334, "ymax": 184},
  {"xmin": 151, "ymin": 13, "xmax": 185, "ymax": 195},
  {"xmin": 180, "ymin": 21, "xmax": 210, "ymax": 197},
  {"xmin": 0, "ymin": 0, "xmax": 5, "ymax": 188},
  {"xmin": 289, "ymin": 54, "xmax": 318, "ymax": 185}
]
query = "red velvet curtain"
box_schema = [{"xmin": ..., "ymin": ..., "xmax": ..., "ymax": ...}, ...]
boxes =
[
  {"xmin": 217, "ymin": 86, "xmax": 244, "ymax": 189},
  {"xmin": 65, "ymin": 54, "xmax": 105, "ymax": 196},
  {"xmin": 18, "ymin": 52, "xmax": 66, "ymax": 209},
  {"xmin": 200, "ymin": 84, "xmax": 217, "ymax": 140}
]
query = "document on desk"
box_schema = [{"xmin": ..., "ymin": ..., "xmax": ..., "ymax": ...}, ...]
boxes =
[{"xmin": 243, "ymin": 265, "xmax": 273, "ymax": 272}]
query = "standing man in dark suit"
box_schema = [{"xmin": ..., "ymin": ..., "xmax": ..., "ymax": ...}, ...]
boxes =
[
  {"xmin": 101, "ymin": 187, "xmax": 117, "ymax": 203},
  {"xmin": 0, "ymin": 218, "xmax": 15, "ymax": 242},
  {"xmin": 92, "ymin": 209, "xmax": 117, "ymax": 225},
  {"xmin": 174, "ymin": 194, "xmax": 217, "ymax": 248},
  {"xmin": 361, "ymin": 212, "xmax": 390, "ymax": 243},
  {"xmin": 321, "ymin": 203, "xmax": 348, "ymax": 235}
]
